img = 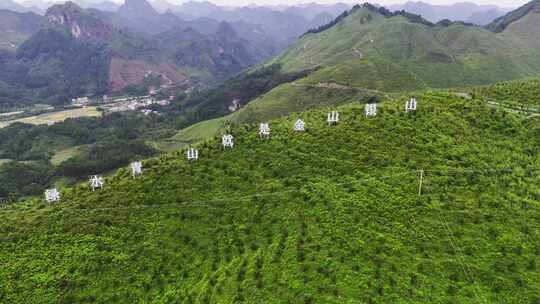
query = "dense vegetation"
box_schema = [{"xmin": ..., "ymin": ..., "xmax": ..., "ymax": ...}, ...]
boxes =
[
  {"xmin": 0, "ymin": 27, "xmax": 111, "ymax": 107},
  {"xmin": 169, "ymin": 64, "xmax": 314, "ymax": 125},
  {"xmin": 0, "ymin": 64, "xmax": 314, "ymax": 200},
  {"xmin": 0, "ymin": 113, "xmax": 165, "ymax": 199},
  {"xmin": 1, "ymin": 88, "xmax": 540, "ymax": 302},
  {"xmin": 2, "ymin": 2, "xmax": 540, "ymax": 301},
  {"xmin": 0, "ymin": 160, "xmax": 51, "ymax": 201},
  {"xmin": 471, "ymin": 78, "xmax": 540, "ymax": 106}
]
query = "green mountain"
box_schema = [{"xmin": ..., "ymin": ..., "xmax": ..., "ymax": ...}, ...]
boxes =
[
  {"xmin": 172, "ymin": 1, "xmax": 540, "ymax": 144},
  {"xmin": 2, "ymin": 80, "xmax": 540, "ymax": 302},
  {"xmin": 271, "ymin": 3, "xmax": 540, "ymax": 91},
  {"xmin": 388, "ymin": 2, "xmax": 508, "ymax": 25},
  {"xmin": 3, "ymin": 2, "xmax": 114, "ymax": 106},
  {"xmin": 486, "ymin": 0, "xmax": 540, "ymax": 32}
]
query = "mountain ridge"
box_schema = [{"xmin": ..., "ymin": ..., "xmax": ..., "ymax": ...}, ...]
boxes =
[
  {"xmin": 172, "ymin": 0, "xmax": 540, "ymax": 144},
  {"xmin": 486, "ymin": 0, "xmax": 540, "ymax": 32},
  {"xmin": 0, "ymin": 0, "xmax": 274, "ymax": 105},
  {"xmin": 274, "ymin": 2, "xmax": 540, "ymax": 88},
  {"xmin": 389, "ymin": 1, "xmax": 509, "ymax": 25},
  {"xmin": 0, "ymin": 0, "xmax": 28, "ymax": 13},
  {"xmin": 45, "ymin": 1, "xmax": 115, "ymax": 42}
]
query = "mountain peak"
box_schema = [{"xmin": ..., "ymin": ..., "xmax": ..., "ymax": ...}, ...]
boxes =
[
  {"xmin": 215, "ymin": 21, "xmax": 237, "ymax": 38},
  {"xmin": 45, "ymin": 1, "xmax": 113, "ymax": 41},
  {"xmin": 46, "ymin": 1, "xmax": 84, "ymax": 17},
  {"xmin": 486, "ymin": 0, "xmax": 540, "ymax": 32},
  {"xmin": 124, "ymin": 0, "xmax": 155, "ymax": 9},
  {"xmin": 118, "ymin": 0, "xmax": 160, "ymax": 20}
]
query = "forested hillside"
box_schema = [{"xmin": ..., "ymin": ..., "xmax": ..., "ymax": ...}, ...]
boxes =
[{"xmin": 1, "ymin": 85, "xmax": 540, "ymax": 302}]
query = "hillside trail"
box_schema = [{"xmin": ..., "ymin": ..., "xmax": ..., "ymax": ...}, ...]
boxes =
[
  {"xmin": 486, "ymin": 100, "xmax": 540, "ymax": 119},
  {"xmin": 290, "ymin": 82, "xmax": 392, "ymax": 99}
]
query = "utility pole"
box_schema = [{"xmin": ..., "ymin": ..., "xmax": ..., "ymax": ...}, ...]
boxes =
[{"xmin": 418, "ymin": 170, "xmax": 424, "ymax": 196}]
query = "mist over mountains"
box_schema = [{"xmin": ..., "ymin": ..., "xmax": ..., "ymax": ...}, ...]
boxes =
[
  {"xmin": 0, "ymin": 0, "xmax": 351, "ymax": 106},
  {"xmin": 388, "ymin": 1, "xmax": 511, "ymax": 25},
  {"xmin": 2, "ymin": 0, "xmax": 514, "ymax": 24},
  {"xmin": 0, "ymin": 0, "xmax": 528, "ymax": 107}
]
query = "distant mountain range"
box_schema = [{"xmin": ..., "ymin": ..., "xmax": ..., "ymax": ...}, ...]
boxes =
[
  {"xmin": 0, "ymin": 0, "xmax": 349, "ymax": 107},
  {"xmin": 271, "ymin": 2, "xmax": 540, "ymax": 91},
  {"xmin": 0, "ymin": 0, "xmax": 527, "ymax": 108},
  {"xmin": 1, "ymin": 0, "xmax": 122, "ymax": 14},
  {"xmin": 2, "ymin": 0, "xmax": 512, "ymax": 24},
  {"xmin": 0, "ymin": 0, "xmax": 279, "ymax": 106},
  {"xmin": 0, "ymin": 0, "xmax": 29, "ymax": 13},
  {"xmin": 0, "ymin": 9, "xmax": 43, "ymax": 50},
  {"xmin": 388, "ymin": 1, "xmax": 511, "ymax": 25},
  {"xmin": 179, "ymin": 0, "xmax": 540, "ymax": 142}
]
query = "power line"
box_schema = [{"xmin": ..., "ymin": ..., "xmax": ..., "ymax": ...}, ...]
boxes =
[
  {"xmin": 434, "ymin": 208, "xmax": 487, "ymax": 304},
  {"xmin": 0, "ymin": 170, "xmax": 418, "ymax": 215},
  {"xmin": 1, "ymin": 165, "xmax": 538, "ymax": 299},
  {"xmin": 0, "ymin": 165, "xmax": 535, "ymax": 216}
]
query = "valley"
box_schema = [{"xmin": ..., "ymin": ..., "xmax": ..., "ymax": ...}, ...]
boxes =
[
  {"xmin": 0, "ymin": 106, "xmax": 101, "ymax": 128},
  {"xmin": 3, "ymin": 0, "xmax": 540, "ymax": 203},
  {"xmin": 0, "ymin": 0, "xmax": 346, "ymax": 109}
]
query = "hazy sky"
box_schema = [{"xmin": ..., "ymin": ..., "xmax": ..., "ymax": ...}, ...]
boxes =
[
  {"xmin": 13, "ymin": 0, "xmax": 530, "ymax": 8},
  {"xmin": 165, "ymin": 0, "xmax": 526, "ymax": 8},
  {"xmin": 206, "ymin": 0, "xmax": 527, "ymax": 6}
]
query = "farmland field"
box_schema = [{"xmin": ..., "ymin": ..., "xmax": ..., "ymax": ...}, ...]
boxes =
[
  {"xmin": 0, "ymin": 107, "xmax": 101, "ymax": 128},
  {"xmin": 50, "ymin": 146, "xmax": 85, "ymax": 166}
]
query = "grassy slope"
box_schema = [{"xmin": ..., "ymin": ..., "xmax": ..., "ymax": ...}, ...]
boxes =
[
  {"xmin": 498, "ymin": 12, "xmax": 540, "ymax": 75},
  {"xmin": 486, "ymin": 0, "xmax": 540, "ymax": 33},
  {"xmin": 1, "ymin": 87, "xmax": 540, "ymax": 303},
  {"xmin": 51, "ymin": 146, "xmax": 85, "ymax": 166},
  {"xmin": 169, "ymin": 9, "xmax": 540, "ymax": 151},
  {"xmin": 272, "ymin": 7, "xmax": 536, "ymax": 89},
  {"xmin": 169, "ymin": 76, "xmax": 386, "ymax": 149}
]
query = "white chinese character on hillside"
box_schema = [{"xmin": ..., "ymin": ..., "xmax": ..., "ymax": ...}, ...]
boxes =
[
  {"xmin": 327, "ymin": 111, "xmax": 339, "ymax": 125},
  {"xmin": 45, "ymin": 188, "xmax": 60, "ymax": 203},
  {"xmin": 187, "ymin": 148, "xmax": 199, "ymax": 160},
  {"xmin": 131, "ymin": 161, "xmax": 143, "ymax": 178},
  {"xmin": 405, "ymin": 98, "xmax": 417, "ymax": 112},
  {"xmin": 90, "ymin": 175, "xmax": 104, "ymax": 191},
  {"xmin": 259, "ymin": 123, "xmax": 270, "ymax": 138},
  {"xmin": 294, "ymin": 119, "xmax": 306, "ymax": 131},
  {"xmin": 222, "ymin": 134, "xmax": 234, "ymax": 148},
  {"xmin": 365, "ymin": 103, "xmax": 377, "ymax": 117}
]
